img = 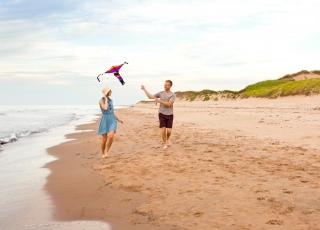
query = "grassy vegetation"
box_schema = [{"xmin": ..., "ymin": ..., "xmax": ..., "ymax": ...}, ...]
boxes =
[
  {"xmin": 190, "ymin": 95, "xmax": 197, "ymax": 102},
  {"xmin": 242, "ymin": 78, "xmax": 320, "ymax": 98},
  {"xmin": 203, "ymin": 95, "xmax": 210, "ymax": 101},
  {"xmin": 166, "ymin": 70, "xmax": 320, "ymax": 102},
  {"xmin": 280, "ymin": 70, "xmax": 310, "ymax": 80},
  {"xmin": 138, "ymin": 100, "xmax": 156, "ymax": 104},
  {"xmin": 175, "ymin": 89, "xmax": 218, "ymax": 102},
  {"xmin": 279, "ymin": 70, "xmax": 320, "ymax": 80}
]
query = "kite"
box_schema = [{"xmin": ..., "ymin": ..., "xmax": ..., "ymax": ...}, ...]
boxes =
[{"xmin": 97, "ymin": 62, "xmax": 128, "ymax": 85}]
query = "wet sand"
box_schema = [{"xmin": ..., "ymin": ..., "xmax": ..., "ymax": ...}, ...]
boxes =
[
  {"xmin": 45, "ymin": 122, "xmax": 184, "ymax": 230},
  {"xmin": 0, "ymin": 125, "xmax": 112, "ymax": 230},
  {"xmin": 46, "ymin": 96, "xmax": 320, "ymax": 229}
]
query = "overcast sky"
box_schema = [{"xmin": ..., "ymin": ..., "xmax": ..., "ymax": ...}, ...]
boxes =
[{"xmin": 1, "ymin": 0, "xmax": 319, "ymax": 105}]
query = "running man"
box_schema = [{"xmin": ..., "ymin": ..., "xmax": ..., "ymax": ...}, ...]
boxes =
[{"xmin": 141, "ymin": 80, "xmax": 176, "ymax": 149}]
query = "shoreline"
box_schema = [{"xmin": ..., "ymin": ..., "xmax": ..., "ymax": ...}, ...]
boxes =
[
  {"xmin": 45, "ymin": 115, "xmax": 184, "ymax": 230},
  {"xmin": 0, "ymin": 105, "xmax": 129, "ymax": 151},
  {"xmin": 0, "ymin": 119, "xmax": 112, "ymax": 229}
]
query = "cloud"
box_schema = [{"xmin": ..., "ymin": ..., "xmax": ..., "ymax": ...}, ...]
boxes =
[{"xmin": 1, "ymin": 0, "xmax": 320, "ymax": 104}]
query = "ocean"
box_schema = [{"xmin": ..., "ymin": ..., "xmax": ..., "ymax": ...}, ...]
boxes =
[
  {"xmin": 0, "ymin": 105, "xmax": 127, "ymax": 151},
  {"xmin": 0, "ymin": 104, "xmax": 128, "ymax": 228}
]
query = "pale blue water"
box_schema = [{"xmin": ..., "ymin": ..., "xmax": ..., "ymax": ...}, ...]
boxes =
[
  {"xmin": 0, "ymin": 105, "xmax": 127, "ymax": 151},
  {"xmin": 0, "ymin": 109, "xmax": 114, "ymax": 229},
  {"xmin": 0, "ymin": 104, "xmax": 128, "ymax": 228}
]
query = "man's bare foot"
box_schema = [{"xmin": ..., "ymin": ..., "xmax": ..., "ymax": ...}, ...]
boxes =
[
  {"xmin": 102, "ymin": 153, "xmax": 109, "ymax": 158},
  {"xmin": 167, "ymin": 140, "xmax": 171, "ymax": 147}
]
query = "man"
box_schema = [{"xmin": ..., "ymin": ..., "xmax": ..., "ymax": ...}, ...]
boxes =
[{"xmin": 141, "ymin": 80, "xmax": 176, "ymax": 149}]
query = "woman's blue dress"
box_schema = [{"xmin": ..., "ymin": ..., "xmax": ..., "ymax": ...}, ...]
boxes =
[{"xmin": 98, "ymin": 98, "xmax": 117, "ymax": 134}]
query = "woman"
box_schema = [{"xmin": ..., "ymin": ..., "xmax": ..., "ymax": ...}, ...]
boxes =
[{"xmin": 98, "ymin": 86, "xmax": 123, "ymax": 158}]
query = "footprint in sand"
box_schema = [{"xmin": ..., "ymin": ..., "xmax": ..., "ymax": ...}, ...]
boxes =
[{"xmin": 266, "ymin": 219, "xmax": 284, "ymax": 225}]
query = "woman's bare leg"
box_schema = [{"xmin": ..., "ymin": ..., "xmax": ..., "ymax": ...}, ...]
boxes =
[
  {"xmin": 105, "ymin": 130, "xmax": 115, "ymax": 157},
  {"xmin": 101, "ymin": 134, "xmax": 108, "ymax": 158}
]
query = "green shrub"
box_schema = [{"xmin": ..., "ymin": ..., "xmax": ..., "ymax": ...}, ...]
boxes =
[
  {"xmin": 190, "ymin": 95, "xmax": 197, "ymax": 102},
  {"xmin": 204, "ymin": 95, "xmax": 210, "ymax": 101}
]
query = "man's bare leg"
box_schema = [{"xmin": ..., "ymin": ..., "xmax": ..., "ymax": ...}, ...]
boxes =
[
  {"xmin": 101, "ymin": 134, "xmax": 108, "ymax": 158},
  {"xmin": 167, "ymin": 128, "xmax": 172, "ymax": 146},
  {"xmin": 105, "ymin": 130, "xmax": 114, "ymax": 157},
  {"xmin": 161, "ymin": 127, "xmax": 167, "ymax": 149}
]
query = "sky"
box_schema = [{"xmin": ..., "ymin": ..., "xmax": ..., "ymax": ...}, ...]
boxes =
[{"xmin": 0, "ymin": 0, "xmax": 319, "ymax": 105}]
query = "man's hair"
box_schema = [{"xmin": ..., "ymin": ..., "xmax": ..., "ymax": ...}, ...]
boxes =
[{"xmin": 166, "ymin": 80, "xmax": 173, "ymax": 86}]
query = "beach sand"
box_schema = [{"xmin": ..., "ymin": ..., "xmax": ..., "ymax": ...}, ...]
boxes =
[{"xmin": 46, "ymin": 96, "xmax": 320, "ymax": 229}]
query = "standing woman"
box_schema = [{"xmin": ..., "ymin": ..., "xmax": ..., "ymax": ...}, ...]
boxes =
[{"xmin": 98, "ymin": 86, "xmax": 123, "ymax": 158}]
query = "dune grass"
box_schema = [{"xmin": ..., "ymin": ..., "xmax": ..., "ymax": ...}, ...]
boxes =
[
  {"xmin": 279, "ymin": 70, "xmax": 320, "ymax": 80},
  {"xmin": 171, "ymin": 70, "xmax": 320, "ymax": 102},
  {"xmin": 175, "ymin": 89, "xmax": 217, "ymax": 101},
  {"xmin": 242, "ymin": 78, "xmax": 320, "ymax": 98},
  {"xmin": 175, "ymin": 78, "xmax": 320, "ymax": 101}
]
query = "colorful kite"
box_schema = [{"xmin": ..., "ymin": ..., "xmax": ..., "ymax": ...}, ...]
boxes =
[{"xmin": 97, "ymin": 62, "xmax": 128, "ymax": 85}]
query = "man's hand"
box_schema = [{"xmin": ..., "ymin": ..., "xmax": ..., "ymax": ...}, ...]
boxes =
[
  {"xmin": 155, "ymin": 98, "xmax": 160, "ymax": 103},
  {"xmin": 141, "ymin": 85, "xmax": 155, "ymax": 99}
]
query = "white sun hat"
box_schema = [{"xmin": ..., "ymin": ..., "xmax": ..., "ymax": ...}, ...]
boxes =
[{"xmin": 102, "ymin": 86, "xmax": 113, "ymax": 95}]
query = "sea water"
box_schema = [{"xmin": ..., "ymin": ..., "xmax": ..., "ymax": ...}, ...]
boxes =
[
  {"xmin": 0, "ymin": 105, "xmax": 126, "ymax": 151},
  {"xmin": 0, "ymin": 104, "xmax": 128, "ymax": 229}
]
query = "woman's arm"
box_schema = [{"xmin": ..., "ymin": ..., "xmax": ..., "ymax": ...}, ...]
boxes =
[
  {"xmin": 99, "ymin": 97, "xmax": 108, "ymax": 110},
  {"xmin": 114, "ymin": 113, "xmax": 124, "ymax": 124}
]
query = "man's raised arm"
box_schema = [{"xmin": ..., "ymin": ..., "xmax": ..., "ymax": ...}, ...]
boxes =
[{"xmin": 141, "ymin": 85, "xmax": 155, "ymax": 99}]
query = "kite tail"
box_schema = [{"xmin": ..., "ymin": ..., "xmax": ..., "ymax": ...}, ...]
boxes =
[{"xmin": 115, "ymin": 75, "xmax": 125, "ymax": 85}]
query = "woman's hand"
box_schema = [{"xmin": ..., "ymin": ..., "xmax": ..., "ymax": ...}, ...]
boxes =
[
  {"xmin": 99, "ymin": 98, "xmax": 108, "ymax": 110},
  {"xmin": 117, "ymin": 118, "xmax": 124, "ymax": 124}
]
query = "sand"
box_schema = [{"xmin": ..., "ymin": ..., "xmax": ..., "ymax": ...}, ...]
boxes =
[
  {"xmin": 47, "ymin": 95, "xmax": 320, "ymax": 229},
  {"xmin": 288, "ymin": 72, "xmax": 320, "ymax": 81}
]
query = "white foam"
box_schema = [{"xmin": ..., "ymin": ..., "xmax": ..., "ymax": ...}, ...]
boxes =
[
  {"xmin": 0, "ymin": 105, "xmax": 129, "ymax": 150},
  {"xmin": 0, "ymin": 107, "xmax": 116, "ymax": 229}
]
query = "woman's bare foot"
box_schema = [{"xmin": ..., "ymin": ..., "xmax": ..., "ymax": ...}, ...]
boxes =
[
  {"xmin": 163, "ymin": 145, "xmax": 168, "ymax": 149},
  {"xmin": 167, "ymin": 140, "xmax": 171, "ymax": 147}
]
